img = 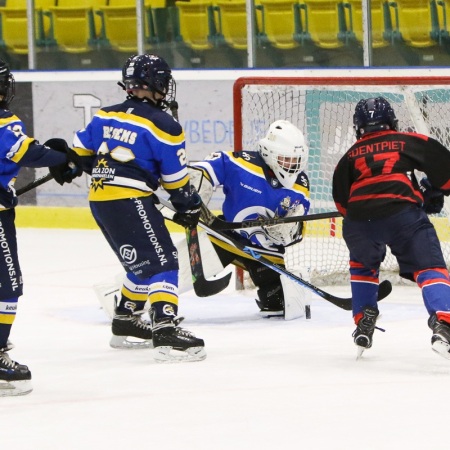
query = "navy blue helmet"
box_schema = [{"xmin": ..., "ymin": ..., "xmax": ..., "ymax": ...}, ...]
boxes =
[
  {"xmin": 121, "ymin": 54, "xmax": 176, "ymax": 110},
  {"xmin": 353, "ymin": 97, "xmax": 398, "ymax": 139},
  {"xmin": 0, "ymin": 58, "xmax": 15, "ymax": 109}
]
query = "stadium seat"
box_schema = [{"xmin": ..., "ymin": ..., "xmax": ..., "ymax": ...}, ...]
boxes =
[
  {"xmin": 258, "ymin": 0, "xmax": 301, "ymax": 50},
  {"xmin": 0, "ymin": 0, "xmax": 55, "ymax": 54},
  {"xmin": 301, "ymin": 0, "xmax": 348, "ymax": 48},
  {"xmin": 97, "ymin": 1, "xmax": 142, "ymax": 53},
  {"xmin": 389, "ymin": 0, "xmax": 441, "ymax": 47},
  {"xmin": 175, "ymin": 0, "xmax": 223, "ymax": 50},
  {"xmin": 48, "ymin": 0, "xmax": 108, "ymax": 53},
  {"xmin": 342, "ymin": 0, "xmax": 391, "ymax": 48},
  {"xmin": 215, "ymin": 0, "xmax": 249, "ymax": 50},
  {"xmin": 436, "ymin": 0, "xmax": 448, "ymax": 32}
]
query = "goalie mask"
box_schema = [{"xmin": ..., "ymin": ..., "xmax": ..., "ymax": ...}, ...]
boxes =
[
  {"xmin": 121, "ymin": 54, "xmax": 176, "ymax": 110},
  {"xmin": 353, "ymin": 97, "xmax": 398, "ymax": 139},
  {"xmin": 0, "ymin": 59, "xmax": 15, "ymax": 109},
  {"xmin": 258, "ymin": 120, "xmax": 308, "ymax": 189}
]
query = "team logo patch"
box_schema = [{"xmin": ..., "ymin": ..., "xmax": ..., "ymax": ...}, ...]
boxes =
[
  {"xmin": 124, "ymin": 301, "xmax": 137, "ymax": 312},
  {"xmin": 163, "ymin": 304, "xmax": 176, "ymax": 316},
  {"xmin": 120, "ymin": 244, "xmax": 137, "ymax": 264}
]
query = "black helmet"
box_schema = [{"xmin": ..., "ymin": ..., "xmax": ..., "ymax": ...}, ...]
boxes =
[
  {"xmin": 353, "ymin": 97, "xmax": 398, "ymax": 139},
  {"xmin": 0, "ymin": 59, "xmax": 15, "ymax": 109},
  {"xmin": 121, "ymin": 54, "xmax": 175, "ymax": 110}
]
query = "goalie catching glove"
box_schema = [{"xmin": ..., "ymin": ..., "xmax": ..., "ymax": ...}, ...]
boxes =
[
  {"xmin": 262, "ymin": 204, "xmax": 305, "ymax": 247},
  {"xmin": 420, "ymin": 177, "xmax": 445, "ymax": 214}
]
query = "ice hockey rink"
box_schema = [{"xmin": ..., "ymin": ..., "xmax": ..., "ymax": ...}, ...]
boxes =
[{"xmin": 2, "ymin": 228, "xmax": 450, "ymax": 450}]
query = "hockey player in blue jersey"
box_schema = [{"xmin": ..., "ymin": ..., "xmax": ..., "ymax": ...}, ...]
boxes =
[
  {"xmin": 191, "ymin": 120, "xmax": 310, "ymax": 318},
  {"xmin": 71, "ymin": 54, "xmax": 205, "ymax": 362},
  {"xmin": 0, "ymin": 59, "xmax": 81, "ymax": 395}
]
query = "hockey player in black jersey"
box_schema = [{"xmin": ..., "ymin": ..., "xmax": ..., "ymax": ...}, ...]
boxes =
[
  {"xmin": 332, "ymin": 97, "xmax": 450, "ymax": 360},
  {"xmin": 0, "ymin": 59, "xmax": 81, "ymax": 395},
  {"xmin": 71, "ymin": 54, "xmax": 205, "ymax": 362}
]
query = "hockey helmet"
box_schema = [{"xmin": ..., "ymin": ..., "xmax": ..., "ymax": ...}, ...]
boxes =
[
  {"xmin": 258, "ymin": 120, "xmax": 308, "ymax": 189},
  {"xmin": 0, "ymin": 59, "xmax": 15, "ymax": 109},
  {"xmin": 353, "ymin": 97, "xmax": 398, "ymax": 139},
  {"xmin": 121, "ymin": 54, "xmax": 175, "ymax": 109}
]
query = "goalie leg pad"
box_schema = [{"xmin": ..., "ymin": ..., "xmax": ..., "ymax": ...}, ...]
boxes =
[{"xmin": 280, "ymin": 273, "xmax": 311, "ymax": 321}]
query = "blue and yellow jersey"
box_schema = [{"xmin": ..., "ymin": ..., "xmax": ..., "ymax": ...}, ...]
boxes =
[
  {"xmin": 73, "ymin": 98, "xmax": 192, "ymax": 206},
  {"xmin": 192, "ymin": 150, "xmax": 310, "ymax": 250},
  {"xmin": 0, "ymin": 109, "xmax": 67, "ymax": 209}
]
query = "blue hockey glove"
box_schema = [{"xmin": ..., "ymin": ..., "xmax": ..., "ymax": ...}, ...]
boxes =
[
  {"xmin": 420, "ymin": 177, "xmax": 444, "ymax": 214},
  {"xmin": 45, "ymin": 138, "xmax": 82, "ymax": 185},
  {"xmin": 172, "ymin": 192, "xmax": 202, "ymax": 228}
]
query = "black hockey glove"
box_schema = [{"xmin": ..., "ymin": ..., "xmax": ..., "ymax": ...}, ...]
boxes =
[
  {"xmin": 420, "ymin": 177, "xmax": 444, "ymax": 214},
  {"xmin": 172, "ymin": 192, "xmax": 202, "ymax": 228},
  {"xmin": 45, "ymin": 138, "xmax": 83, "ymax": 185}
]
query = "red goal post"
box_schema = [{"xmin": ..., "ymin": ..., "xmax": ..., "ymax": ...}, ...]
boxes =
[{"xmin": 233, "ymin": 76, "xmax": 450, "ymax": 287}]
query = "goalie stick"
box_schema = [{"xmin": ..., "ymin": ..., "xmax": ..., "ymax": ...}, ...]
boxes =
[
  {"xmin": 158, "ymin": 198, "xmax": 392, "ymax": 311},
  {"xmin": 200, "ymin": 208, "xmax": 342, "ymax": 231}
]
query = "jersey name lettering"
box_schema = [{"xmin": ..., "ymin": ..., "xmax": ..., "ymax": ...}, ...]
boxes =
[
  {"xmin": 348, "ymin": 140, "xmax": 405, "ymax": 159},
  {"xmin": 103, "ymin": 126, "xmax": 137, "ymax": 145}
]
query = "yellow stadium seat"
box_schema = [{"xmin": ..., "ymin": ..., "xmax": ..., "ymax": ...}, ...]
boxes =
[
  {"xmin": 259, "ymin": 0, "xmax": 300, "ymax": 50},
  {"xmin": 0, "ymin": 0, "xmax": 55, "ymax": 54},
  {"xmin": 98, "ymin": 0, "xmax": 163, "ymax": 52},
  {"xmin": 48, "ymin": 0, "xmax": 108, "ymax": 53},
  {"xmin": 215, "ymin": 0, "xmax": 248, "ymax": 50},
  {"xmin": 175, "ymin": 1, "xmax": 222, "ymax": 50},
  {"xmin": 302, "ymin": 0, "xmax": 347, "ymax": 49},
  {"xmin": 342, "ymin": 0, "xmax": 390, "ymax": 48},
  {"xmin": 389, "ymin": 0, "xmax": 440, "ymax": 47}
]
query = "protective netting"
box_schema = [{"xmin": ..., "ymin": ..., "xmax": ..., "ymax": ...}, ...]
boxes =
[{"xmin": 235, "ymin": 77, "xmax": 450, "ymax": 285}]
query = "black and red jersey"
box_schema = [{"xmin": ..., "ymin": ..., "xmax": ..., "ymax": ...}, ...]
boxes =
[{"xmin": 332, "ymin": 130, "xmax": 450, "ymax": 220}]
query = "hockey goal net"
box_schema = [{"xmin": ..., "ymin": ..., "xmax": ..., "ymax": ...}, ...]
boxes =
[{"xmin": 233, "ymin": 76, "xmax": 450, "ymax": 285}]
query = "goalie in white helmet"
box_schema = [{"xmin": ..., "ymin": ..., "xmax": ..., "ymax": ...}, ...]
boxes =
[{"xmin": 190, "ymin": 120, "xmax": 311, "ymax": 319}]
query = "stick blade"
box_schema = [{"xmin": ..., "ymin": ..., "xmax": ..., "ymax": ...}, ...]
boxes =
[
  {"xmin": 325, "ymin": 279, "xmax": 393, "ymax": 311},
  {"xmin": 193, "ymin": 272, "xmax": 232, "ymax": 297}
]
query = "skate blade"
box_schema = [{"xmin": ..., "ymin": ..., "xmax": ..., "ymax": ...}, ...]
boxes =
[
  {"xmin": 0, "ymin": 379, "xmax": 32, "ymax": 397},
  {"xmin": 259, "ymin": 310, "xmax": 284, "ymax": 319},
  {"xmin": 432, "ymin": 340, "xmax": 450, "ymax": 360},
  {"xmin": 356, "ymin": 346, "xmax": 366, "ymax": 360},
  {"xmin": 153, "ymin": 346, "xmax": 207, "ymax": 363},
  {"xmin": 110, "ymin": 335, "xmax": 153, "ymax": 350}
]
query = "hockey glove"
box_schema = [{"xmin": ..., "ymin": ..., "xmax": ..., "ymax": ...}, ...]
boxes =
[
  {"xmin": 172, "ymin": 192, "xmax": 202, "ymax": 228},
  {"xmin": 45, "ymin": 138, "xmax": 83, "ymax": 185},
  {"xmin": 420, "ymin": 177, "xmax": 444, "ymax": 214}
]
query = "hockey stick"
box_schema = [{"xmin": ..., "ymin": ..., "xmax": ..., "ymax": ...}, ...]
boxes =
[
  {"xmin": 185, "ymin": 225, "xmax": 232, "ymax": 297},
  {"xmin": 200, "ymin": 207, "xmax": 342, "ymax": 231},
  {"xmin": 16, "ymin": 173, "xmax": 53, "ymax": 196},
  {"xmin": 159, "ymin": 198, "xmax": 392, "ymax": 310},
  {"xmin": 165, "ymin": 102, "xmax": 232, "ymax": 296}
]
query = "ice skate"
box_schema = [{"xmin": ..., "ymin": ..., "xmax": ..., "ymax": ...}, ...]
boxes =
[
  {"xmin": 352, "ymin": 307, "xmax": 384, "ymax": 359},
  {"xmin": 110, "ymin": 311, "xmax": 153, "ymax": 349},
  {"xmin": 255, "ymin": 297, "xmax": 284, "ymax": 319},
  {"xmin": 152, "ymin": 316, "xmax": 206, "ymax": 363},
  {"xmin": 428, "ymin": 314, "xmax": 450, "ymax": 360},
  {"xmin": 0, "ymin": 350, "xmax": 32, "ymax": 397}
]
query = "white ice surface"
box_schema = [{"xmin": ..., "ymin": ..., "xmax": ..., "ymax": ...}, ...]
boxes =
[{"xmin": 2, "ymin": 229, "xmax": 450, "ymax": 450}]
